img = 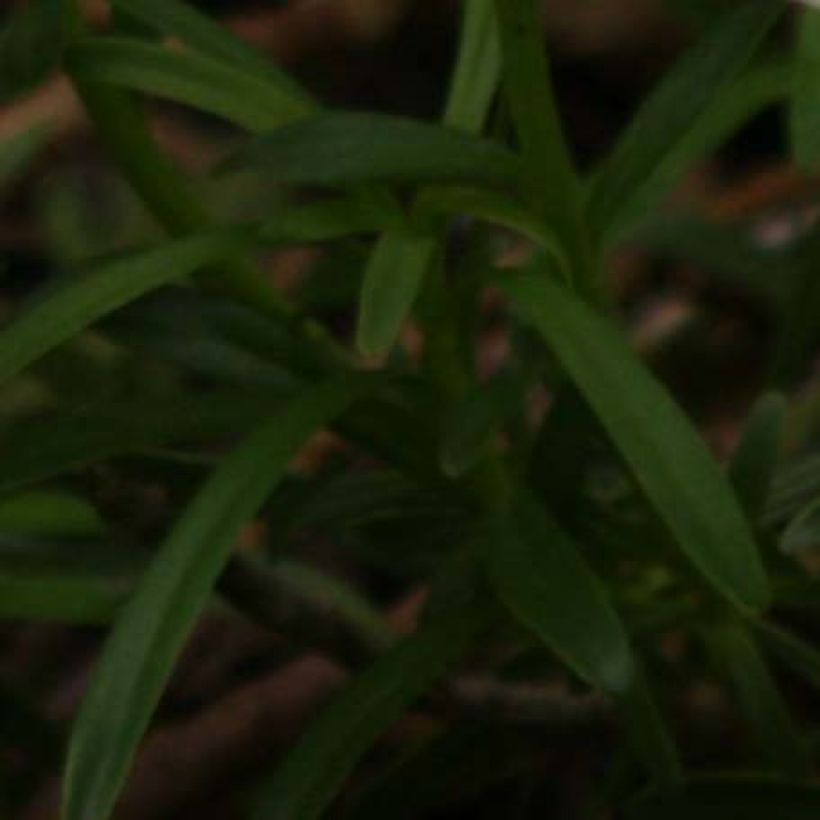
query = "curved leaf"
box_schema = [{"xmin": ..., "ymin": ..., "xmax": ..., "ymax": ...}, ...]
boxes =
[
  {"xmin": 587, "ymin": 0, "xmax": 785, "ymax": 243},
  {"xmin": 62, "ymin": 381, "xmax": 357, "ymax": 820},
  {"xmin": 252, "ymin": 606, "xmax": 486, "ymax": 820},
  {"xmin": 792, "ymin": 7, "xmax": 820, "ymax": 169},
  {"xmin": 481, "ymin": 495, "xmax": 634, "ymax": 693},
  {"xmin": 66, "ymin": 37, "xmax": 310, "ymax": 133},
  {"xmin": 0, "ymin": 231, "xmax": 248, "ymax": 388},
  {"xmin": 222, "ymin": 112, "xmax": 523, "ymax": 189},
  {"xmin": 502, "ymin": 272, "xmax": 770, "ymax": 612}
]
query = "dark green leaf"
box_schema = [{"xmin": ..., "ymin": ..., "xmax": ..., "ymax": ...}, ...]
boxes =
[
  {"xmin": 707, "ymin": 619, "xmax": 809, "ymax": 777},
  {"xmin": 0, "ymin": 491, "xmax": 105, "ymax": 538},
  {"xmin": 481, "ymin": 495, "xmax": 634, "ymax": 693},
  {"xmin": 108, "ymin": 0, "xmax": 310, "ymax": 103},
  {"xmin": 0, "ymin": 392, "xmax": 288, "ymax": 494},
  {"xmin": 728, "ymin": 393, "xmax": 787, "ymax": 519},
  {"xmin": 587, "ymin": 1, "xmax": 785, "ymax": 243},
  {"xmin": 765, "ymin": 453, "xmax": 820, "ymax": 527},
  {"xmin": 66, "ymin": 37, "xmax": 310, "ymax": 133},
  {"xmin": 628, "ymin": 777, "xmax": 820, "ymax": 820},
  {"xmin": 0, "ymin": 0, "xmax": 67, "ymax": 102},
  {"xmin": 0, "ymin": 231, "xmax": 248, "ymax": 388},
  {"xmin": 62, "ymin": 381, "xmax": 357, "ymax": 820},
  {"xmin": 222, "ymin": 112, "xmax": 523, "ymax": 188},
  {"xmin": 502, "ymin": 271, "xmax": 770, "ymax": 612},
  {"xmin": 252, "ymin": 607, "xmax": 486, "ymax": 820},
  {"xmin": 781, "ymin": 495, "xmax": 820, "ymax": 555},
  {"xmin": 792, "ymin": 7, "xmax": 820, "ymax": 169},
  {"xmin": 356, "ymin": 230, "xmax": 438, "ymax": 357}
]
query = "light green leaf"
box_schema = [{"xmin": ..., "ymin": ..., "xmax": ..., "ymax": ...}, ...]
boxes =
[
  {"xmin": 629, "ymin": 778, "xmax": 820, "ymax": 820},
  {"xmin": 252, "ymin": 606, "xmax": 486, "ymax": 820},
  {"xmin": 587, "ymin": 0, "xmax": 785, "ymax": 244},
  {"xmin": 792, "ymin": 7, "xmax": 820, "ymax": 169},
  {"xmin": 356, "ymin": 230, "xmax": 438, "ymax": 357},
  {"xmin": 481, "ymin": 495, "xmax": 634, "ymax": 693},
  {"xmin": 222, "ymin": 112, "xmax": 523, "ymax": 188},
  {"xmin": 707, "ymin": 619, "xmax": 809, "ymax": 777},
  {"xmin": 781, "ymin": 495, "xmax": 820, "ymax": 555},
  {"xmin": 66, "ymin": 37, "xmax": 310, "ymax": 133},
  {"xmin": 728, "ymin": 393, "xmax": 787, "ymax": 520},
  {"xmin": 108, "ymin": 0, "xmax": 310, "ymax": 103},
  {"xmin": 62, "ymin": 381, "xmax": 357, "ymax": 820},
  {"xmin": 0, "ymin": 0, "xmax": 67, "ymax": 102},
  {"xmin": 502, "ymin": 271, "xmax": 770, "ymax": 612},
  {"xmin": 0, "ymin": 231, "xmax": 248, "ymax": 388}
]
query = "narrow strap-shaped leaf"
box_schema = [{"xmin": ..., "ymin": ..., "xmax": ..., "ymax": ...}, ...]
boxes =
[
  {"xmin": 780, "ymin": 495, "xmax": 820, "ymax": 555},
  {"xmin": 600, "ymin": 59, "xmax": 793, "ymax": 246},
  {"xmin": 616, "ymin": 667, "xmax": 682, "ymax": 788},
  {"xmin": 0, "ymin": 392, "xmax": 288, "ymax": 494},
  {"xmin": 706, "ymin": 619, "xmax": 809, "ymax": 777},
  {"xmin": 443, "ymin": 0, "xmax": 500, "ymax": 132},
  {"xmin": 0, "ymin": 231, "xmax": 248, "ymax": 387},
  {"xmin": 792, "ymin": 6, "xmax": 820, "ymax": 169},
  {"xmin": 108, "ymin": 0, "xmax": 310, "ymax": 103},
  {"xmin": 628, "ymin": 778, "xmax": 820, "ymax": 820},
  {"xmin": 0, "ymin": 491, "xmax": 105, "ymax": 538},
  {"xmin": 765, "ymin": 453, "xmax": 820, "ymax": 526},
  {"xmin": 66, "ymin": 37, "xmax": 310, "ymax": 133},
  {"xmin": 0, "ymin": 126, "xmax": 50, "ymax": 201},
  {"xmin": 728, "ymin": 393, "xmax": 787, "ymax": 520},
  {"xmin": 356, "ymin": 231, "xmax": 438, "ymax": 357},
  {"xmin": 492, "ymin": 0, "xmax": 589, "ymax": 288},
  {"xmin": 0, "ymin": 572, "xmax": 129, "ymax": 624},
  {"xmin": 587, "ymin": 0, "xmax": 784, "ymax": 243},
  {"xmin": 222, "ymin": 112, "xmax": 522, "ymax": 188},
  {"xmin": 502, "ymin": 271, "xmax": 771, "ymax": 612},
  {"xmin": 62, "ymin": 381, "xmax": 357, "ymax": 820},
  {"xmin": 251, "ymin": 606, "xmax": 487, "ymax": 820},
  {"xmin": 481, "ymin": 495, "xmax": 634, "ymax": 693}
]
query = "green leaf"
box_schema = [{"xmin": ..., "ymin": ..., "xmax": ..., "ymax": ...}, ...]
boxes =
[
  {"xmin": 628, "ymin": 778, "xmax": 820, "ymax": 820},
  {"xmin": 0, "ymin": 0, "xmax": 67, "ymax": 102},
  {"xmin": 252, "ymin": 606, "xmax": 486, "ymax": 820},
  {"xmin": 481, "ymin": 495, "xmax": 634, "ymax": 693},
  {"xmin": 0, "ymin": 231, "xmax": 248, "ymax": 388},
  {"xmin": 765, "ymin": 453, "xmax": 820, "ymax": 527},
  {"xmin": 781, "ymin": 495, "xmax": 820, "ymax": 556},
  {"xmin": 728, "ymin": 393, "xmax": 787, "ymax": 520},
  {"xmin": 792, "ymin": 7, "xmax": 820, "ymax": 169},
  {"xmin": 0, "ymin": 392, "xmax": 288, "ymax": 494},
  {"xmin": 0, "ymin": 572, "xmax": 129, "ymax": 624},
  {"xmin": 443, "ymin": 0, "xmax": 501, "ymax": 132},
  {"xmin": 62, "ymin": 381, "xmax": 357, "ymax": 820},
  {"xmin": 0, "ymin": 491, "xmax": 105, "ymax": 538},
  {"xmin": 587, "ymin": 0, "xmax": 785, "ymax": 244},
  {"xmin": 108, "ymin": 0, "xmax": 310, "ymax": 103},
  {"xmin": 221, "ymin": 112, "xmax": 523, "ymax": 188},
  {"xmin": 706, "ymin": 619, "xmax": 809, "ymax": 777},
  {"xmin": 356, "ymin": 230, "xmax": 438, "ymax": 357},
  {"xmin": 502, "ymin": 271, "xmax": 770, "ymax": 612},
  {"xmin": 439, "ymin": 386, "xmax": 498, "ymax": 479},
  {"xmin": 66, "ymin": 37, "xmax": 310, "ymax": 133}
]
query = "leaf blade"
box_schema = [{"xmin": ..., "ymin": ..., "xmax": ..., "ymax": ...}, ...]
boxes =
[
  {"xmin": 252, "ymin": 607, "xmax": 486, "ymax": 820},
  {"xmin": 502, "ymin": 272, "xmax": 770, "ymax": 612},
  {"xmin": 481, "ymin": 495, "xmax": 635, "ymax": 693},
  {"xmin": 62, "ymin": 381, "xmax": 357, "ymax": 820}
]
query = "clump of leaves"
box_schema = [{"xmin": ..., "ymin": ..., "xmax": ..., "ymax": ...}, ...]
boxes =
[{"xmin": 2, "ymin": 0, "xmax": 820, "ymax": 818}]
